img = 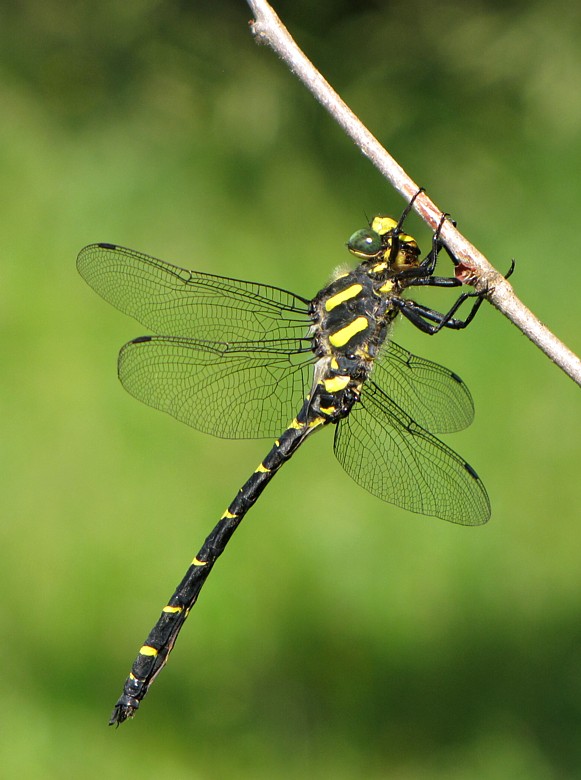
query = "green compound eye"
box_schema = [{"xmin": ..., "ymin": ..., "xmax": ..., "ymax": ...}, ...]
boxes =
[{"xmin": 347, "ymin": 228, "xmax": 382, "ymax": 258}]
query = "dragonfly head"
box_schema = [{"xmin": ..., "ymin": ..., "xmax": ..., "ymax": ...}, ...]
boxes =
[{"xmin": 347, "ymin": 216, "xmax": 421, "ymax": 272}]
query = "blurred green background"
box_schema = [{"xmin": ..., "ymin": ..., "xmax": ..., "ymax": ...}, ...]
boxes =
[{"xmin": 2, "ymin": 0, "xmax": 581, "ymax": 777}]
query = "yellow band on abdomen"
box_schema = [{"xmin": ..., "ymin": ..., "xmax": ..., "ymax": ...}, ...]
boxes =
[
  {"xmin": 139, "ymin": 645, "xmax": 158, "ymax": 657},
  {"xmin": 323, "ymin": 375, "xmax": 350, "ymax": 393}
]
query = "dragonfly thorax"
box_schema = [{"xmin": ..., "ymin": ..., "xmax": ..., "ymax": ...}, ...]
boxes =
[
  {"xmin": 307, "ymin": 264, "xmax": 403, "ymax": 424},
  {"xmin": 310, "ymin": 266, "xmax": 400, "ymax": 372}
]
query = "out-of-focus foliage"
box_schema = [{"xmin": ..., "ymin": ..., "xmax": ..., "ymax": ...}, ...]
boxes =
[{"xmin": 1, "ymin": 1, "xmax": 581, "ymax": 778}]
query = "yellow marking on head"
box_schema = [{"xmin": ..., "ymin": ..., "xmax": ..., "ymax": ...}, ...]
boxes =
[
  {"xmin": 139, "ymin": 645, "xmax": 158, "ymax": 657},
  {"xmin": 371, "ymin": 216, "xmax": 398, "ymax": 235},
  {"xmin": 371, "ymin": 261, "xmax": 388, "ymax": 273},
  {"xmin": 323, "ymin": 374, "xmax": 350, "ymax": 393},
  {"xmin": 255, "ymin": 463, "xmax": 270, "ymax": 473},
  {"xmin": 324, "ymin": 283, "xmax": 363, "ymax": 312},
  {"xmin": 289, "ymin": 418, "xmax": 303, "ymax": 429},
  {"xmin": 220, "ymin": 510, "xmax": 237, "ymax": 520},
  {"xmin": 330, "ymin": 357, "xmax": 339, "ymax": 370},
  {"xmin": 163, "ymin": 605, "xmax": 183, "ymax": 614},
  {"xmin": 319, "ymin": 405, "xmax": 336, "ymax": 414},
  {"xmin": 329, "ymin": 316, "xmax": 368, "ymax": 347},
  {"xmin": 379, "ymin": 279, "xmax": 394, "ymax": 293}
]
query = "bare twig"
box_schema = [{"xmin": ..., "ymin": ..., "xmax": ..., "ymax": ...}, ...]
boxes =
[{"xmin": 245, "ymin": 0, "xmax": 581, "ymax": 386}]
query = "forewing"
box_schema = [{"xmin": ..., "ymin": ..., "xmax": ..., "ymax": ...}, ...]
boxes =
[
  {"xmin": 334, "ymin": 380, "xmax": 489, "ymax": 525},
  {"xmin": 118, "ymin": 336, "xmax": 313, "ymax": 439},
  {"xmin": 373, "ymin": 341, "xmax": 474, "ymax": 433},
  {"xmin": 77, "ymin": 243, "xmax": 311, "ymax": 341}
]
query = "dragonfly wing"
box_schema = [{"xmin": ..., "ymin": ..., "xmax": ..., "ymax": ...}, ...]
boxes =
[
  {"xmin": 77, "ymin": 243, "xmax": 311, "ymax": 342},
  {"xmin": 373, "ymin": 341, "xmax": 475, "ymax": 433},
  {"xmin": 334, "ymin": 379, "xmax": 489, "ymax": 525},
  {"xmin": 118, "ymin": 336, "xmax": 313, "ymax": 439}
]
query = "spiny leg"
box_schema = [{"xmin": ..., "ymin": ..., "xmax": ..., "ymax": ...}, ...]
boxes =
[
  {"xmin": 395, "ymin": 187, "xmax": 425, "ymax": 231},
  {"xmin": 395, "ymin": 256, "xmax": 516, "ymax": 335},
  {"xmin": 392, "ymin": 292, "xmax": 484, "ymax": 335}
]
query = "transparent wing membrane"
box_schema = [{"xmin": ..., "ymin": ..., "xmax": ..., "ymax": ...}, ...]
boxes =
[
  {"xmin": 119, "ymin": 336, "xmax": 314, "ymax": 439},
  {"xmin": 374, "ymin": 341, "xmax": 474, "ymax": 434},
  {"xmin": 77, "ymin": 243, "xmax": 311, "ymax": 342},
  {"xmin": 334, "ymin": 380, "xmax": 489, "ymax": 526}
]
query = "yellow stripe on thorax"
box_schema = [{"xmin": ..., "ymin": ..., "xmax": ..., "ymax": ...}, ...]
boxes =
[
  {"xmin": 329, "ymin": 316, "xmax": 368, "ymax": 347},
  {"xmin": 324, "ymin": 283, "xmax": 363, "ymax": 312}
]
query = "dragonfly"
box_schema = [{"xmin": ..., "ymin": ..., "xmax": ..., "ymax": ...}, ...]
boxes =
[{"xmin": 77, "ymin": 193, "xmax": 491, "ymax": 725}]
